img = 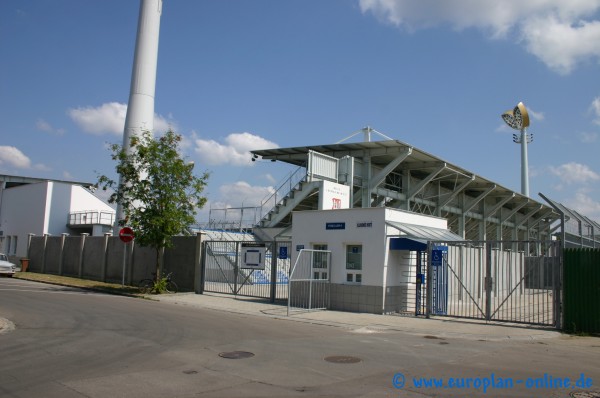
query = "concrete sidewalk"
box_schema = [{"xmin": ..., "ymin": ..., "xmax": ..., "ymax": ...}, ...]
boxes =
[{"xmin": 154, "ymin": 292, "xmax": 562, "ymax": 341}]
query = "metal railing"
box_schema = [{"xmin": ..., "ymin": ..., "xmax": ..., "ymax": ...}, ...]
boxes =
[
  {"xmin": 259, "ymin": 164, "xmax": 307, "ymax": 221},
  {"xmin": 67, "ymin": 210, "xmax": 115, "ymax": 226}
]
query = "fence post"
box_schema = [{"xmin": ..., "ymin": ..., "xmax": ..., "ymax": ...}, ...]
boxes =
[
  {"xmin": 102, "ymin": 233, "xmax": 111, "ymax": 282},
  {"xmin": 485, "ymin": 242, "xmax": 492, "ymax": 321},
  {"xmin": 554, "ymin": 241, "xmax": 563, "ymax": 330},
  {"xmin": 26, "ymin": 233, "xmax": 35, "ymax": 261},
  {"xmin": 425, "ymin": 243, "xmax": 432, "ymax": 318},
  {"xmin": 41, "ymin": 234, "xmax": 49, "ymax": 274},
  {"xmin": 194, "ymin": 232, "xmax": 204, "ymax": 294},
  {"xmin": 270, "ymin": 241, "xmax": 278, "ymax": 303},
  {"xmin": 58, "ymin": 233, "xmax": 68, "ymax": 276},
  {"xmin": 234, "ymin": 242, "xmax": 239, "ymax": 296},
  {"xmin": 78, "ymin": 233, "xmax": 88, "ymax": 278}
]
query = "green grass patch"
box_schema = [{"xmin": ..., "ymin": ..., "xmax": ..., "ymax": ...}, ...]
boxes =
[{"xmin": 13, "ymin": 272, "xmax": 144, "ymax": 296}]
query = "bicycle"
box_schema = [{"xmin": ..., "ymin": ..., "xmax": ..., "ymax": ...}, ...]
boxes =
[{"xmin": 138, "ymin": 271, "xmax": 178, "ymax": 294}]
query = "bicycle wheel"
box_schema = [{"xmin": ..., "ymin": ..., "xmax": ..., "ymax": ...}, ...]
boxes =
[
  {"xmin": 165, "ymin": 280, "xmax": 178, "ymax": 294},
  {"xmin": 139, "ymin": 279, "xmax": 154, "ymax": 294}
]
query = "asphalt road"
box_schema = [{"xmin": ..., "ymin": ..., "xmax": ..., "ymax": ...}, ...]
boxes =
[{"xmin": 1, "ymin": 277, "xmax": 599, "ymax": 398}]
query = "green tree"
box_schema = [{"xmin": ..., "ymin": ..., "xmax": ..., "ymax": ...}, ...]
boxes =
[{"xmin": 97, "ymin": 130, "xmax": 209, "ymax": 282}]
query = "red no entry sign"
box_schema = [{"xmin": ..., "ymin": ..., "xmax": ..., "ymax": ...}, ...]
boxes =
[{"xmin": 119, "ymin": 227, "xmax": 135, "ymax": 243}]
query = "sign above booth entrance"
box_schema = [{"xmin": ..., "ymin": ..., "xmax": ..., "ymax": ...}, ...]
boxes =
[{"xmin": 326, "ymin": 222, "xmax": 346, "ymax": 230}]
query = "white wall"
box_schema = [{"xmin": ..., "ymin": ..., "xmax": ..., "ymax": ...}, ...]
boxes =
[
  {"xmin": 1, "ymin": 183, "xmax": 49, "ymax": 257},
  {"xmin": 292, "ymin": 207, "xmax": 449, "ymax": 288},
  {"xmin": 69, "ymin": 185, "xmax": 114, "ymax": 213},
  {"xmin": 383, "ymin": 208, "xmax": 448, "ymax": 287},
  {"xmin": 0, "ymin": 181, "xmax": 115, "ymax": 258},
  {"xmin": 292, "ymin": 207, "xmax": 387, "ymax": 286}
]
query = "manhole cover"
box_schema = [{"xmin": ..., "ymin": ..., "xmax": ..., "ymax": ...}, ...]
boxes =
[
  {"xmin": 324, "ymin": 355, "xmax": 362, "ymax": 364},
  {"xmin": 218, "ymin": 351, "xmax": 255, "ymax": 359},
  {"xmin": 182, "ymin": 370, "xmax": 198, "ymax": 375},
  {"xmin": 570, "ymin": 391, "xmax": 600, "ymax": 398}
]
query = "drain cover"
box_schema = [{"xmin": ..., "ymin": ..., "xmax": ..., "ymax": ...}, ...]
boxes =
[
  {"xmin": 324, "ymin": 355, "xmax": 362, "ymax": 364},
  {"xmin": 570, "ymin": 391, "xmax": 600, "ymax": 398},
  {"xmin": 219, "ymin": 351, "xmax": 255, "ymax": 359}
]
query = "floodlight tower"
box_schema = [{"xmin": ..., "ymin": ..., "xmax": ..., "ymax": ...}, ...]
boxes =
[{"xmin": 501, "ymin": 102, "xmax": 532, "ymax": 197}]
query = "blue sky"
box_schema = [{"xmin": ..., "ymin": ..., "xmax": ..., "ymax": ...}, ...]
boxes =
[{"xmin": 2, "ymin": 0, "xmax": 600, "ymax": 222}]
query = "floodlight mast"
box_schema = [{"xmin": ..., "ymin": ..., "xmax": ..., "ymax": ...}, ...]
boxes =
[{"xmin": 501, "ymin": 102, "xmax": 532, "ymax": 197}]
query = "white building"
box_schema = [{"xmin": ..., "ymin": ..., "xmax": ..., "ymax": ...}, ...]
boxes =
[
  {"xmin": 291, "ymin": 206, "xmax": 462, "ymax": 313},
  {"xmin": 0, "ymin": 175, "xmax": 115, "ymax": 259}
]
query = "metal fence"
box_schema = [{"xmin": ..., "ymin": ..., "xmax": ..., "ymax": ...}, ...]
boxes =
[
  {"xmin": 563, "ymin": 248, "xmax": 600, "ymax": 334},
  {"xmin": 201, "ymin": 240, "xmax": 291, "ymax": 301},
  {"xmin": 288, "ymin": 249, "xmax": 331, "ymax": 315},
  {"xmin": 426, "ymin": 240, "xmax": 562, "ymax": 327}
]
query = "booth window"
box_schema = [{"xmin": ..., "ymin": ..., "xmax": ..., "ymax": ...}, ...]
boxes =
[
  {"xmin": 312, "ymin": 244, "xmax": 328, "ymax": 280},
  {"xmin": 345, "ymin": 244, "xmax": 362, "ymax": 284}
]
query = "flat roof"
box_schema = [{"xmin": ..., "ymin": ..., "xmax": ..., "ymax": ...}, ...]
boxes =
[{"xmin": 0, "ymin": 174, "xmax": 94, "ymax": 189}]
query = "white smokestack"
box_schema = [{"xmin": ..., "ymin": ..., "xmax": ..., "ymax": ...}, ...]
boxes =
[{"xmin": 115, "ymin": 0, "xmax": 163, "ymax": 231}]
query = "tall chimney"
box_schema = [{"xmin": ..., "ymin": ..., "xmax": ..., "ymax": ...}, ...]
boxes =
[{"xmin": 115, "ymin": 0, "xmax": 163, "ymax": 232}]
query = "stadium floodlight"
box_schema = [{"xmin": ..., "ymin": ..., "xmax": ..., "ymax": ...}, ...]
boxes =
[{"xmin": 501, "ymin": 102, "xmax": 533, "ymax": 197}]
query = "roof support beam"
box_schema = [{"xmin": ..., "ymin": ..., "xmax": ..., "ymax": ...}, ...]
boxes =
[
  {"xmin": 407, "ymin": 163, "xmax": 446, "ymax": 201},
  {"xmin": 515, "ymin": 205, "xmax": 543, "ymax": 228},
  {"xmin": 500, "ymin": 200, "xmax": 528, "ymax": 225},
  {"xmin": 463, "ymin": 184, "xmax": 496, "ymax": 215},
  {"xmin": 437, "ymin": 175, "xmax": 475, "ymax": 213},
  {"xmin": 368, "ymin": 147, "xmax": 412, "ymax": 191},
  {"xmin": 485, "ymin": 194, "xmax": 515, "ymax": 220}
]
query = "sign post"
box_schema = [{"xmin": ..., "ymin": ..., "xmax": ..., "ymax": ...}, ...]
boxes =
[{"xmin": 119, "ymin": 227, "xmax": 135, "ymax": 286}]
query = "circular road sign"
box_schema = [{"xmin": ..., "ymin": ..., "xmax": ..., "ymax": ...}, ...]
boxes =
[{"xmin": 119, "ymin": 227, "xmax": 135, "ymax": 243}]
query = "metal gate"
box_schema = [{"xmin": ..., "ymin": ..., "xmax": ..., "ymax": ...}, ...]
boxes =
[
  {"xmin": 425, "ymin": 240, "xmax": 562, "ymax": 327},
  {"xmin": 201, "ymin": 240, "xmax": 291, "ymax": 301}
]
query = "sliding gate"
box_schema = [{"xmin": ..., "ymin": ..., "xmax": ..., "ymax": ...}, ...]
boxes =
[
  {"xmin": 425, "ymin": 240, "xmax": 562, "ymax": 327},
  {"xmin": 201, "ymin": 240, "xmax": 291, "ymax": 301}
]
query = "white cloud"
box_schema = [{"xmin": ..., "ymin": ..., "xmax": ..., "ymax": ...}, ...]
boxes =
[
  {"xmin": 527, "ymin": 106, "xmax": 544, "ymax": 121},
  {"xmin": 68, "ymin": 102, "xmax": 173, "ymax": 135},
  {"xmin": 591, "ymin": 97, "xmax": 600, "ymax": 125},
  {"xmin": 580, "ymin": 131, "xmax": 598, "ymax": 143},
  {"xmin": 549, "ymin": 162, "xmax": 600, "ymax": 184},
  {"xmin": 197, "ymin": 182, "xmax": 276, "ymax": 224},
  {"xmin": 219, "ymin": 181, "xmax": 275, "ymax": 206},
  {"xmin": 564, "ymin": 188, "xmax": 600, "ymax": 221},
  {"xmin": 36, "ymin": 119, "xmax": 65, "ymax": 135},
  {"xmin": 194, "ymin": 132, "xmax": 278, "ymax": 166},
  {"xmin": 0, "ymin": 146, "xmax": 49, "ymax": 171},
  {"xmin": 521, "ymin": 16, "xmax": 600, "ymax": 75},
  {"xmin": 358, "ymin": 0, "xmax": 600, "ymax": 74}
]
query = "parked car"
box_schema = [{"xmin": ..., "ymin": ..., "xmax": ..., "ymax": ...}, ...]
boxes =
[{"xmin": 0, "ymin": 253, "xmax": 16, "ymax": 277}]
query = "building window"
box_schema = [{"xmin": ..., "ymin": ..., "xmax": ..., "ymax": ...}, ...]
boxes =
[
  {"xmin": 346, "ymin": 245, "xmax": 362, "ymax": 270},
  {"xmin": 12, "ymin": 236, "xmax": 17, "ymax": 255},
  {"xmin": 312, "ymin": 244, "xmax": 328, "ymax": 280},
  {"xmin": 346, "ymin": 244, "xmax": 362, "ymax": 284}
]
